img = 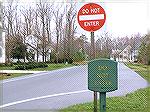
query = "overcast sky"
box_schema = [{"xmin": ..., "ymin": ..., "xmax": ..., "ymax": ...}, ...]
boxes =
[
  {"xmin": 105, "ymin": 2, "xmax": 148, "ymax": 37},
  {"xmin": 3, "ymin": 0, "xmax": 150, "ymax": 40},
  {"xmin": 75, "ymin": 0, "xmax": 149, "ymax": 39}
]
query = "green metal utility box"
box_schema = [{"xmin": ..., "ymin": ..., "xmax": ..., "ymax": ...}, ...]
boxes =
[{"xmin": 88, "ymin": 59, "xmax": 118, "ymax": 92}]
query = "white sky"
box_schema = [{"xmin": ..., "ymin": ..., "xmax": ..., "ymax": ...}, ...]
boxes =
[
  {"xmin": 75, "ymin": 0, "xmax": 149, "ymax": 39},
  {"xmin": 105, "ymin": 2, "xmax": 148, "ymax": 37},
  {"xmin": 3, "ymin": 0, "xmax": 150, "ymax": 39}
]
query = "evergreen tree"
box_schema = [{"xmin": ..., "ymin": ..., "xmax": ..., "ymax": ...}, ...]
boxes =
[
  {"xmin": 138, "ymin": 33, "xmax": 150, "ymax": 64},
  {"xmin": 11, "ymin": 41, "xmax": 27, "ymax": 61}
]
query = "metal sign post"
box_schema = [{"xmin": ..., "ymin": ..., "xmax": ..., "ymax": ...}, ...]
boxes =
[
  {"xmin": 77, "ymin": 3, "xmax": 107, "ymax": 112},
  {"xmin": 100, "ymin": 92, "xmax": 106, "ymax": 112},
  {"xmin": 91, "ymin": 32, "xmax": 97, "ymax": 112}
]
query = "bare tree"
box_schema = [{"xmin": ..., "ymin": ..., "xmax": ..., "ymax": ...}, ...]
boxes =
[
  {"xmin": 34, "ymin": 1, "xmax": 53, "ymax": 62},
  {"xmin": 64, "ymin": 3, "xmax": 77, "ymax": 62},
  {"xmin": 53, "ymin": 4, "xmax": 65, "ymax": 63},
  {"xmin": 3, "ymin": 1, "xmax": 18, "ymax": 63},
  {"xmin": 96, "ymin": 32, "xmax": 112, "ymax": 59},
  {"xmin": 20, "ymin": 6, "xmax": 35, "ymax": 36}
]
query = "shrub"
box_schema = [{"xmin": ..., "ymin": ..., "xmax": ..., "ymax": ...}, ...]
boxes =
[
  {"xmin": 148, "ymin": 60, "xmax": 150, "ymax": 65},
  {"xmin": 0, "ymin": 63, "xmax": 13, "ymax": 67},
  {"xmin": 14, "ymin": 62, "xmax": 48, "ymax": 70},
  {"xmin": 58, "ymin": 58, "xmax": 63, "ymax": 63},
  {"xmin": 38, "ymin": 62, "xmax": 45, "ymax": 68},
  {"xmin": 5, "ymin": 63, "xmax": 13, "ymax": 67},
  {"xmin": 45, "ymin": 61, "xmax": 52, "ymax": 64},
  {"xmin": 0, "ymin": 63, "xmax": 5, "ymax": 67},
  {"xmin": 68, "ymin": 58, "xmax": 73, "ymax": 64},
  {"xmin": 26, "ymin": 64, "xmax": 33, "ymax": 69},
  {"xmin": 73, "ymin": 50, "xmax": 86, "ymax": 62},
  {"xmin": 15, "ymin": 65, "xmax": 26, "ymax": 70},
  {"xmin": 53, "ymin": 58, "xmax": 65, "ymax": 64},
  {"xmin": 62, "ymin": 58, "xmax": 68, "ymax": 63}
]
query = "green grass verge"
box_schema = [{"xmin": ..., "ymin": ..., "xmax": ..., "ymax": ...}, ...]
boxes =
[
  {"xmin": 125, "ymin": 63, "xmax": 150, "ymax": 82},
  {"xmin": 0, "ymin": 73, "xmax": 31, "ymax": 80},
  {"xmin": 60, "ymin": 88, "xmax": 149, "ymax": 112},
  {"xmin": 60, "ymin": 63, "xmax": 150, "ymax": 112},
  {"xmin": 0, "ymin": 64, "xmax": 74, "ymax": 80}
]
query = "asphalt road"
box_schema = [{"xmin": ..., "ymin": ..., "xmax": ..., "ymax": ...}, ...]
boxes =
[{"xmin": 0, "ymin": 63, "xmax": 148, "ymax": 111}]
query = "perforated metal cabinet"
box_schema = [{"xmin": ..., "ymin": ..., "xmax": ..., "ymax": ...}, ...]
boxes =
[{"xmin": 88, "ymin": 59, "xmax": 118, "ymax": 92}]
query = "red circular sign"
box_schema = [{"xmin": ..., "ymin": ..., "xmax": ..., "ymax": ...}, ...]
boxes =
[{"xmin": 77, "ymin": 3, "xmax": 106, "ymax": 32}]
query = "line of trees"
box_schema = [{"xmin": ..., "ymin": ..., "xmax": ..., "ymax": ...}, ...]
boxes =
[
  {"xmin": 3, "ymin": 1, "xmax": 77, "ymax": 63},
  {"xmin": 138, "ymin": 32, "xmax": 150, "ymax": 65},
  {"xmin": 2, "ymin": 1, "xmax": 149, "ymax": 64}
]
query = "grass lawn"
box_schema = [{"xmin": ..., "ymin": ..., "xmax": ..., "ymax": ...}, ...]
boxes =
[
  {"xmin": 0, "ymin": 63, "xmax": 74, "ymax": 80},
  {"xmin": 60, "ymin": 88, "xmax": 149, "ymax": 112},
  {"xmin": 60, "ymin": 63, "xmax": 150, "ymax": 112},
  {"xmin": 125, "ymin": 63, "xmax": 150, "ymax": 82},
  {"xmin": 0, "ymin": 73, "xmax": 31, "ymax": 80}
]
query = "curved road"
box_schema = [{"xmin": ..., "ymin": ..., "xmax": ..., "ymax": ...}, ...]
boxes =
[{"xmin": 0, "ymin": 63, "xmax": 148, "ymax": 111}]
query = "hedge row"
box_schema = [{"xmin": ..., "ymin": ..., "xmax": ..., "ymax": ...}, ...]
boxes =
[
  {"xmin": 15, "ymin": 62, "xmax": 48, "ymax": 70},
  {"xmin": 0, "ymin": 63, "xmax": 13, "ymax": 67},
  {"xmin": 48, "ymin": 58, "xmax": 73, "ymax": 64}
]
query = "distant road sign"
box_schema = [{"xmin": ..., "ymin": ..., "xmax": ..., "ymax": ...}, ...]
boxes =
[{"xmin": 77, "ymin": 3, "xmax": 106, "ymax": 32}]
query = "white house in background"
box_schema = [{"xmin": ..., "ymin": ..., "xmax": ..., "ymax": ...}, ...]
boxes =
[
  {"xmin": 12, "ymin": 34, "xmax": 52, "ymax": 63},
  {"xmin": 111, "ymin": 45, "xmax": 138, "ymax": 62},
  {"xmin": 0, "ymin": 30, "xmax": 5, "ymax": 63},
  {"xmin": 25, "ymin": 34, "xmax": 52, "ymax": 62},
  {"xmin": 0, "ymin": 1, "xmax": 6, "ymax": 63}
]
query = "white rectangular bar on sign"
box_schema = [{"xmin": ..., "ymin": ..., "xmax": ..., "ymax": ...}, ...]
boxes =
[{"xmin": 79, "ymin": 14, "xmax": 104, "ymax": 21}]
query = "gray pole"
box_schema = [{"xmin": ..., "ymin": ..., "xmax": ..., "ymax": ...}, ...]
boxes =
[{"xmin": 91, "ymin": 32, "xmax": 97, "ymax": 112}]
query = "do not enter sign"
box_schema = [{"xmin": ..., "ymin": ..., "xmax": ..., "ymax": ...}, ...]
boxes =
[{"xmin": 77, "ymin": 3, "xmax": 106, "ymax": 32}]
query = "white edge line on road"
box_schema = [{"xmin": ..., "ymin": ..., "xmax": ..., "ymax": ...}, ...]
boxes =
[
  {"xmin": 0, "ymin": 90, "xmax": 89, "ymax": 108},
  {"xmin": 1, "ymin": 66, "xmax": 80, "ymax": 83}
]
